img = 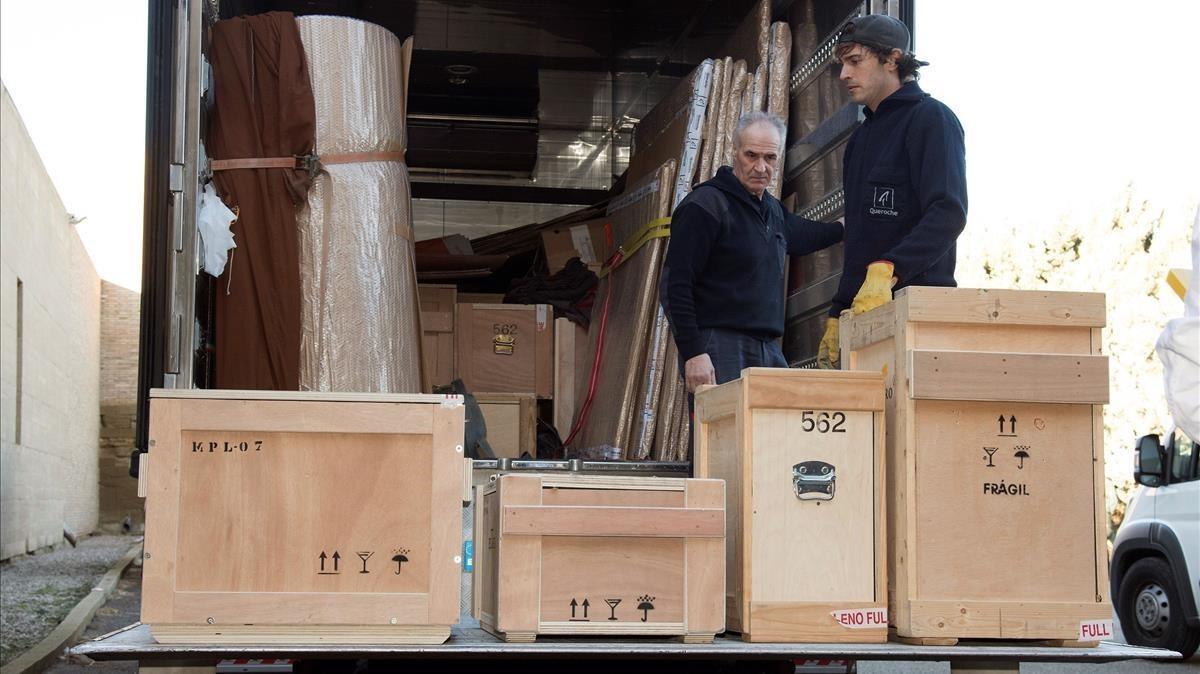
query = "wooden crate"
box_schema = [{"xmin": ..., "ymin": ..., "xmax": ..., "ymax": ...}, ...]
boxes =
[
  {"xmin": 418, "ymin": 284, "xmax": 456, "ymax": 392},
  {"xmin": 840, "ymin": 287, "xmax": 1112, "ymax": 643},
  {"xmin": 695, "ymin": 368, "xmax": 888, "ymax": 643},
  {"xmin": 140, "ymin": 389, "xmax": 467, "ymax": 644},
  {"xmin": 475, "ymin": 393, "xmax": 537, "ymax": 459},
  {"xmin": 473, "ymin": 474, "xmax": 725, "ymax": 643},
  {"xmin": 457, "ymin": 292, "xmax": 506, "ymax": 305},
  {"xmin": 457, "ymin": 303, "xmax": 553, "ymax": 398},
  {"xmin": 552, "ymin": 317, "xmax": 589, "ymax": 436}
]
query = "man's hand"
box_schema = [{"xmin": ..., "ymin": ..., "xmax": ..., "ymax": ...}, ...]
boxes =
[
  {"xmin": 684, "ymin": 353, "xmax": 717, "ymax": 392},
  {"xmin": 817, "ymin": 316, "xmax": 840, "ymax": 369},
  {"xmin": 850, "ymin": 260, "xmax": 897, "ymax": 315}
]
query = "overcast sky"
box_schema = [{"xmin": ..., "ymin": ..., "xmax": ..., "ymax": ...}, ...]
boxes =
[{"xmin": 1, "ymin": 0, "xmax": 1196, "ymax": 292}]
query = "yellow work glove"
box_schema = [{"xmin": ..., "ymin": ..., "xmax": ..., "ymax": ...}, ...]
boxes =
[
  {"xmin": 816, "ymin": 316, "xmax": 840, "ymax": 370},
  {"xmin": 850, "ymin": 261, "xmax": 897, "ymax": 315}
]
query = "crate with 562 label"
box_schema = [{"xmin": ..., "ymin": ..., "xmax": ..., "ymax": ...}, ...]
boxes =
[
  {"xmin": 138, "ymin": 389, "xmax": 467, "ymax": 645},
  {"xmin": 456, "ymin": 303, "xmax": 553, "ymax": 398},
  {"xmin": 694, "ymin": 368, "xmax": 888, "ymax": 643},
  {"xmin": 840, "ymin": 287, "xmax": 1113, "ymax": 645}
]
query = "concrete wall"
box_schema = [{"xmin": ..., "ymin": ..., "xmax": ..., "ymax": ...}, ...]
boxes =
[
  {"xmin": 0, "ymin": 83, "xmax": 102, "ymax": 559},
  {"xmin": 98, "ymin": 281, "xmax": 142, "ymax": 532}
]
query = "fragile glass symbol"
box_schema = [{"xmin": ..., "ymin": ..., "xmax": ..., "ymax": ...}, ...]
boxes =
[
  {"xmin": 982, "ymin": 447, "xmax": 998, "ymax": 467},
  {"xmin": 605, "ymin": 598, "xmax": 621, "ymax": 620},
  {"xmin": 356, "ymin": 551, "xmax": 374, "ymax": 573}
]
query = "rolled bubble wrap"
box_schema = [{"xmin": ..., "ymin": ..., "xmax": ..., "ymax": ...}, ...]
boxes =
[{"xmin": 296, "ymin": 16, "xmax": 422, "ymax": 393}]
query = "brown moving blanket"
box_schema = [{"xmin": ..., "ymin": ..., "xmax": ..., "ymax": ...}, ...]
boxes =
[{"xmin": 208, "ymin": 12, "xmax": 314, "ymax": 390}]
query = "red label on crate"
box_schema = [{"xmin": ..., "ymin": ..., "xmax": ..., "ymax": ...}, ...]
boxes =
[
  {"xmin": 1079, "ymin": 619, "xmax": 1113, "ymax": 641},
  {"xmin": 831, "ymin": 607, "xmax": 887, "ymax": 629}
]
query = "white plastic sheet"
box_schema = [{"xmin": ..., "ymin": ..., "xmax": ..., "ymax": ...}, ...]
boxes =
[
  {"xmin": 1156, "ymin": 207, "xmax": 1200, "ymax": 440},
  {"xmin": 197, "ymin": 182, "xmax": 238, "ymax": 277}
]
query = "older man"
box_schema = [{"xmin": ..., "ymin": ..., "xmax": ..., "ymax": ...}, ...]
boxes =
[{"xmin": 662, "ymin": 111, "xmax": 844, "ymax": 391}]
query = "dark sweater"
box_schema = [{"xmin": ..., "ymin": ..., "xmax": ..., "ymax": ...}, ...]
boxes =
[
  {"xmin": 832, "ymin": 81, "xmax": 968, "ymax": 316},
  {"xmin": 661, "ymin": 166, "xmax": 844, "ymax": 361}
]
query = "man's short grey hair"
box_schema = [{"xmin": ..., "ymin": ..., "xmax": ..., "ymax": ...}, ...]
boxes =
[{"xmin": 732, "ymin": 111, "xmax": 786, "ymax": 150}]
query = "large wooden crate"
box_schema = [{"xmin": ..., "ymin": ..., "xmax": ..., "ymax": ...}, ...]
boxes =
[
  {"xmin": 695, "ymin": 368, "xmax": 888, "ymax": 643},
  {"xmin": 840, "ymin": 287, "xmax": 1112, "ymax": 643},
  {"xmin": 457, "ymin": 303, "xmax": 553, "ymax": 398},
  {"xmin": 418, "ymin": 284, "xmax": 456, "ymax": 391},
  {"xmin": 140, "ymin": 389, "xmax": 467, "ymax": 644},
  {"xmin": 473, "ymin": 474, "xmax": 725, "ymax": 643}
]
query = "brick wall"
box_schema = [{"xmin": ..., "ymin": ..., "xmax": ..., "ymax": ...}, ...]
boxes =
[
  {"xmin": 98, "ymin": 280, "xmax": 142, "ymax": 532},
  {"xmin": 0, "ymin": 83, "xmax": 102, "ymax": 558}
]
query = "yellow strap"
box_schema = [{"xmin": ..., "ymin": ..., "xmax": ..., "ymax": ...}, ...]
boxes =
[{"xmin": 598, "ymin": 217, "xmax": 672, "ymax": 278}]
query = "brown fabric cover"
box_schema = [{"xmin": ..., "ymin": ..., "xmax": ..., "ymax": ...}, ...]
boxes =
[{"xmin": 208, "ymin": 12, "xmax": 315, "ymax": 390}]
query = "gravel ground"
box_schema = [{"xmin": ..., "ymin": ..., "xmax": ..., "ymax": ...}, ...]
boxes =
[{"xmin": 0, "ymin": 535, "xmax": 138, "ymax": 666}]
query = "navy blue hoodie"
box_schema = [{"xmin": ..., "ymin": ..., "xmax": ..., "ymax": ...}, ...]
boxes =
[
  {"xmin": 832, "ymin": 81, "xmax": 967, "ymax": 316},
  {"xmin": 662, "ymin": 166, "xmax": 844, "ymax": 361}
]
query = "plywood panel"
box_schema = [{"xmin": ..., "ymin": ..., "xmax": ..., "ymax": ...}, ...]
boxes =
[
  {"xmin": 750, "ymin": 410, "xmax": 875, "ymax": 602},
  {"xmin": 175, "ymin": 431, "xmax": 433, "ymax": 594},
  {"xmin": 457, "ymin": 304, "xmax": 553, "ymax": 397},
  {"xmin": 900, "ymin": 287, "xmax": 1106, "ymax": 327},
  {"xmin": 475, "ymin": 394, "xmax": 536, "ymax": 459},
  {"xmin": 912, "ymin": 401, "xmax": 1098, "ymax": 602},
  {"xmin": 540, "ymin": 537, "xmax": 686, "ymax": 624},
  {"xmin": 418, "ymin": 284, "xmax": 456, "ymax": 391}
]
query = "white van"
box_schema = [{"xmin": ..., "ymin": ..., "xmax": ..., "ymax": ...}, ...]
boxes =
[{"xmin": 1111, "ymin": 426, "xmax": 1200, "ymax": 657}]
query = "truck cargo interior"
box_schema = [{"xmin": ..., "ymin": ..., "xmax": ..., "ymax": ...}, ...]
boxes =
[{"xmin": 135, "ymin": 0, "xmax": 910, "ymax": 458}]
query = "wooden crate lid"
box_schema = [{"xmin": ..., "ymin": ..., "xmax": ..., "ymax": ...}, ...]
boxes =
[
  {"xmin": 149, "ymin": 388, "xmax": 462, "ymax": 406},
  {"xmin": 897, "ymin": 287, "xmax": 1106, "ymax": 328}
]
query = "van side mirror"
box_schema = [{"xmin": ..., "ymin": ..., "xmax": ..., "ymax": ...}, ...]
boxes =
[{"xmin": 1134, "ymin": 434, "xmax": 1165, "ymax": 487}]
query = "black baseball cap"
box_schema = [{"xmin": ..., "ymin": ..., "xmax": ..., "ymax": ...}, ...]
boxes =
[{"xmin": 836, "ymin": 14, "xmax": 926, "ymax": 64}]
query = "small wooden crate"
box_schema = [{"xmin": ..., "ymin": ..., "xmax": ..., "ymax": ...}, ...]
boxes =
[
  {"xmin": 474, "ymin": 393, "xmax": 537, "ymax": 459},
  {"xmin": 840, "ymin": 287, "xmax": 1112, "ymax": 643},
  {"xmin": 140, "ymin": 389, "xmax": 467, "ymax": 644},
  {"xmin": 695, "ymin": 368, "xmax": 888, "ymax": 643},
  {"xmin": 418, "ymin": 284, "xmax": 457, "ymax": 391},
  {"xmin": 457, "ymin": 303, "xmax": 553, "ymax": 398},
  {"xmin": 473, "ymin": 474, "xmax": 725, "ymax": 643}
]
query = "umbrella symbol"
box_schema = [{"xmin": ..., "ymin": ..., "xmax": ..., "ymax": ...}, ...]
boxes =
[
  {"xmin": 636, "ymin": 595, "xmax": 656, "ymax": 622},
  {"xmin": 1014, "ymin": 446, "xmax": 1031, "ymax": 469},
  {"xmin": 391, "ymin": 548, "xmax": 410, "ymax": 574}
]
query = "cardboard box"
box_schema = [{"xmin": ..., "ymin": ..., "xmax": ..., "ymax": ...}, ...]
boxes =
[
  {"xmin": 541, "ymin": 219, "xmax": 610, "ymax": 273},
  {"xmin": 140, "ymin": 389, "xmax": 466, "ymax": 644},
  {"xmin": 695, "ymin": 368, "xmax": 887, "ymax": 643},
  {"xmin": 841, "ymin": 287, "xmax": 1112, "ymax": 643},
  {"xmin": 473, "ymin": 474, "xmax": 725, "ymax": 642},
  {"xmin": 457, "ymin": 304, "xmax": 553, "ymax": 398},
  {"xmin": 418, "ymin": 284, "xmax": 456, "ymax": 391}
]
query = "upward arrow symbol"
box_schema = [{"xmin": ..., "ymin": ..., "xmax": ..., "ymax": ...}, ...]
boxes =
[
  {"xmin": 1009, "ymin": 415, "xmax": 1017, "ymax": 434},
  {"xmin": 582, "ymin": 598, "xmax": 590, "ymax": 618},
  {"xmin": 998, "ymin": 415, "xmax": 1006, "ymax": 434},
  {"xmin": 570, "ymin": 598, "xmax": 578, "ymax": 618},
  {"xmin": 319, "ymin": 551, "xmax": 327, "ymax": 571},
  {"xmin": 332, "ymin": 551, "xmax": 340, "ymax": 572}
]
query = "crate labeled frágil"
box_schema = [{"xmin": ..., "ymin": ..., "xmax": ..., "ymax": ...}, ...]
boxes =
[
  {"xmin": 694, "ymin": 368, "xmax": 887, "ymax": 643},
  {"xmin": 840, "ymin": 287, "xmax": 1112, "ymax": 643},
  {"xmin": 140, "ymin": 389, "xmax": 466, "ymax": 644},
  {"xmin": 473, "ymin": 474, "xmax": 725, "ymax": 643}
]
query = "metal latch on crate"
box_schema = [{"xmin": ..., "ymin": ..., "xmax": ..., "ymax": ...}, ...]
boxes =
[
  {"xmin": 493, "ymin": 333, "xmax": 515, "ymax": 355},
  {"xmin": 793, "ymin": 461, "xmax": 835, "ymax": 501}
]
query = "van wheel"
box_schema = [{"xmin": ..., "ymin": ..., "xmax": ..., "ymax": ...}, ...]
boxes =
[{"xmin": 1117, "ymin": 557, "xmax": 1200, "ymax": 658}]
